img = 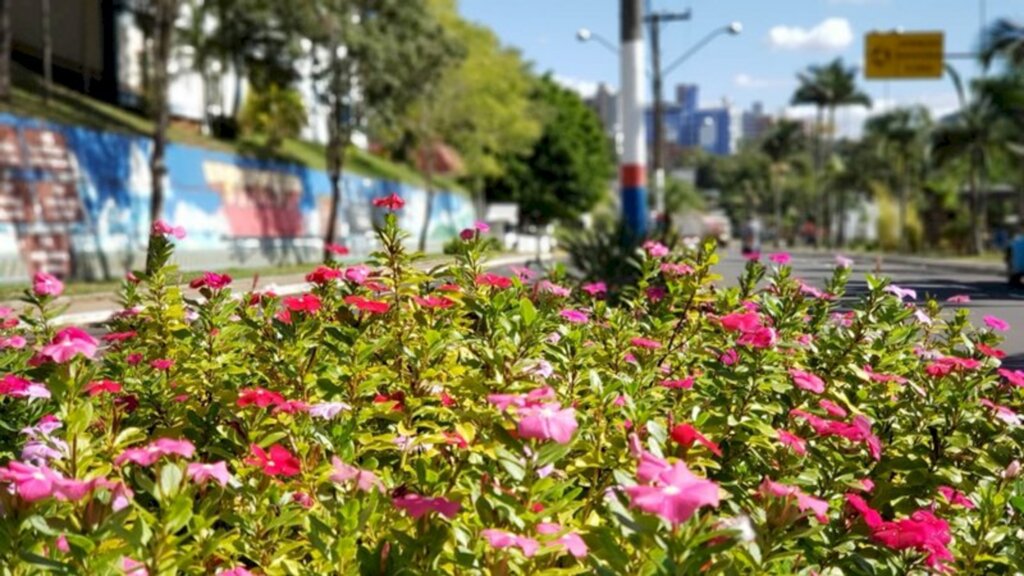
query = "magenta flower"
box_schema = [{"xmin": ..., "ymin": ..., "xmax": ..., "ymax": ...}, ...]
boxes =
[
  {"xmin": 152, "ymin": 219, "xmax": 186, "ymax": 239},
  {"xmin": 884, "ymin": 284, "xmax": 917, "ymax": 301},
  {"xmin": 33, "ymin": 272, "xmax": 64, "ymax": 297},
  {"xmin": 868, "ymin": 509, "xmax": 954, "ymax": 572},
  {"xmin": 40, "ymin": 327, "xmax": 98, "ymax": 363},
  {"xmin": 936, "ymin": 485, "xmax": 974, "ymax": 509},
  {"xmin": 536, "ymin": 522, "xmax": 588, "ymax": 558},
  {"xmin": 582, "ymin": 281, "xmax": 607, "ymax": 297},
  {"xmin": 789, "ymin": 368, "xmax": 825, "ymax": 394},
  {"xmin": 720, "ymin": 348, "xmax": 738, "ymax": 365},
  {"xmin": 343, "ymin": 264, "xmax": 372, "ymax": 285},
  {"xmin": 150, "ymin": 358, "xmax": 174, "ymax": 371},
  {"xmin": 646, "ymin": 286, "xmax": 667, "ymax": 302},
  {"xmin": 517, "ymin": 403, "xmax": 578, "ymax": 444},
  {"xmin": 719, "ymin": 311, "xmax": 762, "ymax": 333},
  {"xmin": 115, "ymin": 438, "xmax": 195, "ymax": 467},
  {"xmin": 189, "ymin": 272, "xmax": 232, "ymax": 290},
  {"xmin": 630, "ymin": 337, "xmax": 662, "ymax": 349},
  {"xmin": 768, "ymin": 252, "xmax": 791, "ymax": 265},
  {"xmin": 392, "ymin": 493, "xmax": 460, "ymax": 519},
  {"xmin": 743, "ymin": 250, "xmax": 761, "ymax": 261},
  {"xmin": 247, "ymin": 444, "xmax": 301, "ymax": 477},
  {"xmin": 818, "ymin": 399, "xmax": 847, "ymax": 417},
  {"xmin": 660, "ymin": 376, "xmax": 694, "ymax": 389},
  {"xmin": 737, "ymin": 326, "xmax": 777, "ymax": 349},
  {"xmin": 946, "ymin": 294, "xmax": 970, "ymax": 304},
  {"xmin": 777, "ymin": 430, "xmax": 807, "ymax": 456},
  {"xmin": 998, "ymin": 368, "xmax": 1024, "ymax": 387},
  {"xmin": 330, "ymin": 456, "xmax": 384, "ymax": 492},
  {"xmin": 372, "ymin": 193, "xmax": 405, "ymax": 210},
  {"xmin": 759, "ymin": 478, "xmax": 829, "ymax": 523},
  {"xmin": 217, "ymin": 568, "xmax": 254, "ymax": 576},
  {"xmin": 835, "ymin": 255, "xmax": 854, "ymax": 268},
  {"xmin": 559, "ymin": 309, "xmax": 589, "ymax": 324},
  {"xmin": 475, "ymin": 273, "xmax": 513, "ymax": 289},
  {"xmin": 482, "ymin": 529, "xmax": 540, "ymax": 557},
  {"xmin": 186, "ymin": 461, "xmax": 232, "ymax": 487},
  {"xmin": 487, "ymin": 386, "xmax": 556, "ymax": 411},
  {"xmin": 0, "ymin": 461, "xmax": 90, "ymax": 502},
  {"xmin": 538, "ymin": 280, "xmax": 571, "ymax": 298},
  {"xmin": 642, "ymin": 241, "xmax": 670, "ymax": 258},
  {"xmin": 0, "ymin": 335, "xmax": 26, "ymax": 349},
  {"xmin": 624, "ymin": 460, "xmax": 720, "ymax": 525},
  {"xmin": 984, "ymin": 315, "xmax": 1010, "ymax": 332},
  {"xmin": 660, "ymin": 262, "xmax": 694, "ymax": 276}
]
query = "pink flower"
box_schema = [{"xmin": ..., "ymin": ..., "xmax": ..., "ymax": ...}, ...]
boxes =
[
  {"xmin": 768, "ymin": 252, "xmax": 791, "ymax": 265},
  {"xmin": 624, "ymin": 460, "xmax": 720, "ymax": 525},
  {"xmin": 984, "ymin": 315, "xmax": 1010, "ymax": 332},
  {"xmin": 217, "ymin": 568, "xmax": 254, "ymax": 576},
  {"xmin": 247, "ymin": 444, "xmax": 301, "ymax": 477},
  {"xmin": 789, "ymin": 368, "xmax": 825, "ymax": 394},
  {"xmin": 413, "ymin": 295, "xmax": 455, "ymax": 309},
  {"xmin": 345, "ymin": 295, "xmax": 390, "ymax": 314},
  {"xmin": 937, "ymin": 485, "xmax": 974, "ymax": 509},
  {"xmin": 538, "ymin": 280, "xmax": 571, "ymax": 298},
  {"xmin": 0, "ymin": 374, "xmax": 30, "ymax": 396},
  {"xmin": 737, "ymin": 326, "xmax": 777, "ymax": 349},
  {"xmin": 392, "ymin": 493, "xmax": 460, "ymax": 519},
  {"xmin": 33, "ymin": 272, "xmax": 64, "ymax": 296},
  {"xmin": 979, "ymin": 398, "xmax": 1021, "ymax": 426},
  {"xmin": 863, "ymin": 365, "xmax": 908, "ymax": 384},
  {"xmin": 189, "ymin": 272, "xmax": 232, "ymax": 290},
  {"xmin": 818, "ymin": 399, "xmax": 847, "ymax": 418},
  {"xmin": 344, "ymin": 265, "xmax": 372, "ymax": 285},
  {"xmin": 0, "ymin": 335, "xmax": 26, "ymax": 349},
  {"xmin": 237, "ymin": 387, "xmax": 286, "ymax": 408},
  {"xmin": 646, "ymin": 286, "xmax": 667, "ymax": 302},
  {"xmin": 777, "ymin": 430, "xmax": 807, "ymax": 456},
  {"xmin": 536, "ymin": 522, "xmax": 588, "ymax": 558},
  {"xmin": 720, "ymin": 349, "xmax": 738, "ymax": 365},
  {"xmin": 482, "ymin": 529, "xmax": 540, "ymax": 557},
  {"xmin": 759, "ymin": 479, "xmax": 829, "ymax": 523},
  {"xmin": 84, "ymin": 379, "xmax": 122, "ymax": 397},
  {"xmin": 475, "ymin": 273, "xmax": 513, "ymax": 289},
  {"xmin": 559, "ymin": 309, "xmax": 589, "ymax": 324},
  {"xmin": 283, "ymin": 293, "xmax": 322, "ymax": 314},
  {"xmin": 372, "ymin": 193, "xmax": 405, "ymax": 210},
  {"xmin": 517, "ymin": 403, "xmax": 578, "ymax": 444},
  {"xmin": 719, "ymin": 311, "xmax": 762, "ymax": 333},
  {"xmin": 186, "ymin": 461, "xmax": 232, "ymax": 487},
  {"xmin": 510, "ymin": 266, "xmax": 535, "ymax": 281},
  {"xmin": 308, "ymin": 401, "xmax": 350, "ymax": 419},
  {"xmin": 643, "ymin": 241, "xmax": 669, "ymax": 258},
  {"xmin": 330, "ymin": 456, "xmax": 384, "ymax": 492},
  {"xmin": 0, "ymin": 461, "xmax": 88, "ymax": 502},
  {"xmin": 121, "ymin": 556, "xmax": 149, "ymax": 576},
  {"xmin": 55, "ymin": 533, "xmax": 69, "ymax": 554},
  {"xmin": 474, "ymin": 220, "xmax": 490, "ymax": 233},
  {"xmin": 487, "ymin": 386, "xmax": 556, "ymax": 411},
  {"xmin": 670, "ymin": 423, "xmax": 722, "ymax": 457},
  {"xmin": 115, "ymin": 438, "xmax": 195, "ymax": 467},
  {"xmin": 743, "ymin": 251, "xmax": 761, "ymax": 261},
  {"xmin": 150, "ymin": 358, "xmax": 174, "ymax": 371},
  {"xmin": 871, "ymin": 510, "xmax": 954, "ymax": 572},
  {"xmin": 582, "ymin": 282, "xmax": 607, "ymax": 297},
  {"xmin": 102, "ymin": 331, "xmax": 137, "ymax": 343},
  {"xmin": 40, "ymin": 327, "xmax": 98, "ymax": 363},
  {"xmin": 325, "ymin": 243, "xmax": 349, "ymax": 256},
  {"xmin": 791, "ymin": 411, "xmax": 882, "ymax": 460},
  {"xmin": 835, "ymin": 255, "xmax": 854, "ymax": 268},
  {"xmin": 660, "ymin": 377, "xmax": 694, "ymax": 389},
  {"xmin": 998, "ymin": 368, "xmax": 1024, "ymax": 387},
  {"xmin": 630, "ymin": 337, "xmax": 662, "ymax": 349},
  {"xmin": 459, "ymin": 228, "xmax": 476, "ymax": 240},
  {"xmin": 884, "ymin": 284, "xmax": 917, "ymax": 301},
  {"xmin": 306, "ymin": 265, "xmax": 343, "ymax": 285},
  {"xmin": 152, "ymin": 219, "xmax": 186, "ymax": 239},
  {"xmin": 978, "ymin": 344, "xmax": 1006, "ymax": 359},
  {"xmin": 661, "ymin": 262, "xmax": 694, "ymax": 276},
  {"xmin": 946, "ymin": 294, "xmax": 970, "ymax": 304}
]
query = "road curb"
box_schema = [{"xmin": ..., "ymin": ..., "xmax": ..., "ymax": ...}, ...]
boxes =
[{"xmin": 50, "ymin": 253, "xmax": 554, "ymax": 328}]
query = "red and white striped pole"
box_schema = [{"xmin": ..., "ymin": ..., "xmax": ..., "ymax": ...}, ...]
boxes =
[{"xmin": 620, "ymin": 0, "xmax": 648, "ymax": 237}]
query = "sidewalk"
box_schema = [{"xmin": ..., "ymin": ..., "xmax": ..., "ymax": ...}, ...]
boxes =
[{"xmin": 5, "ymin": 253, "xmax": 554, "ymax": 327}]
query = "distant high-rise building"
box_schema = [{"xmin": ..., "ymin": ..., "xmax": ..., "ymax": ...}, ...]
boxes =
[
  {"xmin": 741, "ymin": 101, "xmax": 773, "ymax": 143},
  {"xmin": 647, "ymin": 84, "xmax": 742, "ymax": 156},
  {"xmin": 583, "ymin": 83, "xmax": 622, "ymax": 155}
]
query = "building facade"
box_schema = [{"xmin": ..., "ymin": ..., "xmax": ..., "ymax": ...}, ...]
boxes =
[{"xmin": 647, "ymin": 84, "xmax": 742, "ymax": 157}]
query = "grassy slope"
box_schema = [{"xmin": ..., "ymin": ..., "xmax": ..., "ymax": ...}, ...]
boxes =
[{"xmin": 0, "ymin": 63, "xmax": 464, "ymax": 191}]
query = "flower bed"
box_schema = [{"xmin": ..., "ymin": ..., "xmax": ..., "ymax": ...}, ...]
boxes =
[{"xmin": 0, "ymin": 205, "xmax": 1022, "ymax": 574}]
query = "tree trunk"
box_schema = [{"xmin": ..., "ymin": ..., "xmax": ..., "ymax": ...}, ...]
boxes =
[
  {"xmin": 0, "ymin": 0, "xmax": 10, "ymax": 102},
  {"xmin": 418, "ymin": 146, "xmax": 435, "ymax": 253},
  {"xmin": 41, "ymin": 0, "xmax": 51, "ymax": 106},
  {"xmin": 969, "ymin": 163, "xmax": 982, "ymax": 255},
  {"xmin": 824, "ymin": 106, "xmax": 836, "ymax": 249},
  {"xmin": 772, "ymin": 168, "xmax": 782, "ymax": 248},
  {"xmin": 323, "ymin": 96, "xmax": 347, "ymax": 262},
  {"xmin": 836, "ymin": 188, "xmax": 846, "ymax": 248},
  {"xmin": 148, "ymin": 0, "xmax": 175, "ymax": 249},
  {"xmin": 813, "ymin": 106, "xmax": 824, "ymax": 249}
]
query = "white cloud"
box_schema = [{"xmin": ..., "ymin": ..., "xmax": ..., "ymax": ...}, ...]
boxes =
[
  {"xmin": 553, "ymin": 75, "xmax": 600, "ymax": 99},
  {"xmin": 768, "ymin": 18, "xmax": 854, "ymax": 52},
  {"xmin": 734, "ymin": 73, "xmax": 790, "ymax": 89}
]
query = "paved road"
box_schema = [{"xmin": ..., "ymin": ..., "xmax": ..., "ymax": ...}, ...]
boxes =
[{"xmin": 712, "ymin": 249, "xmax": 1024, "ymax": 367}]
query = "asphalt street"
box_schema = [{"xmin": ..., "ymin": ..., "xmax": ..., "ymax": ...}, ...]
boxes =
[{"xmin": 712, "ymin": 249, "xmax": 1024, "ymax": 367}]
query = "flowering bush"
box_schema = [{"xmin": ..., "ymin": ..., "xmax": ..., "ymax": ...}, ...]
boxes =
[{"xmin": 1, "ymin": 214, "xmax": 1023, "ymax": 575}]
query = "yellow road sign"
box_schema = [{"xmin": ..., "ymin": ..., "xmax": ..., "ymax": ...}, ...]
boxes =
[{"xmin": 865, "ymin": 32, "xmax": 944, "ymax": 79}]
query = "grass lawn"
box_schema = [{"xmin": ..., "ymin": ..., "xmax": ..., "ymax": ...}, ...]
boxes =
[{"xmin": 0, "ymin": 63, "xmax": 464, "ymax": 192}]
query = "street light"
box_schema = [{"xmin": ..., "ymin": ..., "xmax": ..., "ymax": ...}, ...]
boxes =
[
  {"xmin": 576, "ymin": 28, "xmax": 620, "ymax": 57},
  {"xmin": 651, "ymin": 21, "xmax": 742, "ymax": 221}
]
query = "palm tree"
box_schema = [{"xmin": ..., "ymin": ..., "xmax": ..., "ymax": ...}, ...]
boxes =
[
  {"xmin": 981, "ymin": 18, "xmax": 1024, "ymax": 70},
  {"xmin": 931, "ymin": 68, "xmax": 1004, "ymax": 255},
  {"xmin": 864, "ymin": 106, "xmax": 931, "ymax": 250},
  {"xmin": 791, "ymin": 59, "xmax": 871, "ymax": 247},
  {"xmin": 760, "ymin": 119, "xmax": 806, "ymax": 247}
]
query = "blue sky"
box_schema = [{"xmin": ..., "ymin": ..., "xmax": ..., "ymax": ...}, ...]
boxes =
[{"xmin": 459, "ymin": 0, "xmax": 1022, "ymax": 135}]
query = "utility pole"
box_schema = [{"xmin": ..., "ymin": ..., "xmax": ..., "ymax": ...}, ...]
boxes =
[
  {"xmin": 620, "ymin": 0, "xmax": 648, "ymax": 238},
  {"xmin": 644, "ymin": 9, "xmax": 691, "ymax": 229}
]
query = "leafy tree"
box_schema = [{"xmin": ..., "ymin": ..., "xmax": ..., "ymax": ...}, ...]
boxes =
[
  {"xmin": 981, "ymin": 18, "xmax": 1024, "ymax": 70},
  {"xmin": 791, "ymin": 59, "xmax": 871, "ymax": 246},
  {"xmin": 760, "ymin": 119, "xmax": 806, "ymax": 246},
  {"xmin": 864, "ymin": 106, "xmax": 932, "ymax": 250},
  {"xmin": 484, "ymin": 75, "xmax": 614, "ymax": 226},
  {"xmin": 297, "ymin": 0, "xmax": 451, "ymax": 260},
  {"xmin": 239, "ymin": 84, "xmax": 307, "ymax": 151},
  {"xmin": 931, "ymin": 69, "xmax": 1005, "ymax": 254}
]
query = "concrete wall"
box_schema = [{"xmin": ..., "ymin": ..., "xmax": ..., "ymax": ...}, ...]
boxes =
[{"xmin": 0, "ymin": 113, "xmax": 475, "ymax": 284}]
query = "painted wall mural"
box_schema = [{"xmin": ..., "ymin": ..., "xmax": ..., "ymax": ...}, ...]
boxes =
[{"xmin": 0, "ymin": 113, "xmax": 476, "ymax": 284}]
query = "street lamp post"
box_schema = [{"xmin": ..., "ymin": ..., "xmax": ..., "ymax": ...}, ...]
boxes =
[{"xmin": 644, "ymin": 9, "xmax": 691, "ymax": 227}]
